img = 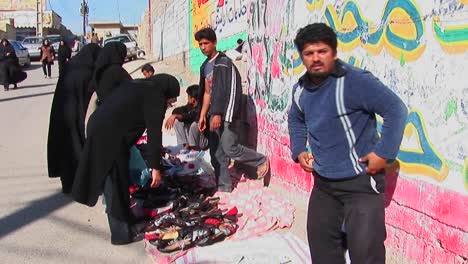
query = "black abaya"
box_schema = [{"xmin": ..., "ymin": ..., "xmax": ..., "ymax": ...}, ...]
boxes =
[
  {"xmin": 47, "ymin": 43, "xmax": 101, "ymax": 193},
  {"xmin": 93, "ymin": 42, "xmax": 131, "ymax": 102},
  {"xmin": 72, "ymin": 74, "xmax": 180, "ymax": 223}
]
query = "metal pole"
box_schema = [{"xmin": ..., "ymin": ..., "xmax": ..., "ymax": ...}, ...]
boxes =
[
  {"xmin": 82, "ymin": 0, "xmax": 86, "ymax": 37},
  {"xmin": 81, "ymin": 0, "xmax": 88, "ymax": 38}
]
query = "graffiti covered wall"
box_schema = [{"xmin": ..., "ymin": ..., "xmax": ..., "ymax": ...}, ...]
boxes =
[
  {"xmin": 247, "ymin": 0, "xmax": 468, "ymax": 262},
  {"xmin": 152, "ymin": 0, "xmax": 189, "ymax": 60},
  {"xmin": 188, "ymin": 0, "xmax": 248, "ymax": 71}
]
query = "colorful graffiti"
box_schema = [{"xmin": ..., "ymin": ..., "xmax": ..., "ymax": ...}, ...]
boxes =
[
  {"xmin": 465, "ymin": 158, "xmax": 468, "ymax": 190},
  {"xmin": 433, "ymin": 16, "xmax": 468, "ymax": 53},
  {"xmin": 384, "ymin": 111, "xmax": 449, "ymax": 182},
  {"xmin": 247, "ymin": 0, "xmax": 468, "ymax": 197},
  {"xmin": 189, "ymin": 0, "xmax": 248, "ymax": 72},
  {"xmin": 306, "ymin": 0, "xmax": 324, "ymax": 12},
  {"xmin": 325, "ymin": 0, "xmax": 426, "ymax": 62}
]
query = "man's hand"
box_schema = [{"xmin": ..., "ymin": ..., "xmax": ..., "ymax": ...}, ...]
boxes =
[
  {"xmin": 164, "ymin": 115, "xmax": 177, "ymax": 129},
  {"xmin": 198, "ymin": 116, "xmax": 206, "ymax": 132},
  {"xmin": 210, "ymin": 115, "xmax": 222, "ymax": 131},
  {"xmin": 150, "ymin": 169, "xmax": 162, "ymax": 188},
  {"xmin": 298, "ymin": 152, "xmax": 314, "ymax": 173},
  {"xmin": 359, "ymin": 152, "xmax": 387, "ymax": 175}
]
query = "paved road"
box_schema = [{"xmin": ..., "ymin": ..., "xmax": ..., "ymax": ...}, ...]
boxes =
[{"xmin": 0, "ymin": 61, "xmax": 150, "ymax": 264}]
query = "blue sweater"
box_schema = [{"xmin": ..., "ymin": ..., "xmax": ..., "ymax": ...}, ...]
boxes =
[{"xmin": 288, "ymin": 60, "xmax": 408, "ymax": 179}]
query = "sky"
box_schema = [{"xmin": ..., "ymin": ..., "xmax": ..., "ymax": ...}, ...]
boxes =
[{"xmin": 47, "ymin": 0, "xmax": 148, "ymax": 35}]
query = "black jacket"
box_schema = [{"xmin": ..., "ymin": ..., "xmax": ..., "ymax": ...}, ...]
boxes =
[
  {"xmin": 172, "ymin": 104, "xmax": 198, "ymax": 124},
  {"xmin": 198, "ymin": 52, "xmax": 242, "ymax": 122}
]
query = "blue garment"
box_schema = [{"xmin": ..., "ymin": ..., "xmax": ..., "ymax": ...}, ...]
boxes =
[{"xmin": 288, "ymin": 60, "xmax": 408, "ymax": 179}]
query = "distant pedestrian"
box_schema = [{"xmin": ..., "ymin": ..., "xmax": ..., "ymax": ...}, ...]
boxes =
[
  {"xmin": 57, "ymin": 39, "xmax": 71, "ymax": 77},
  {"xmin": 0, "ymin": 38, "xmax": 26, "ymax": 91},
  {"xmin": 288, "ymin": 23, "xmax": 408, "ymax": 264},
  {"xmin": 141, "ymin": 63, "xmax": 154, "ymax": 78},
  {"xmin": 40, "ymin": 39, "xmax": 55, "ymax": 78},
  {"xmin": 91, "ymin": 33, "xmax": 100, "ymax": 44}
]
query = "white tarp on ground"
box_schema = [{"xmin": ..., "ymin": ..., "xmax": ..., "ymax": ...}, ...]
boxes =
[{"xmin": 174, "ymin": 232, "xmax": 310, "ymax": 264}]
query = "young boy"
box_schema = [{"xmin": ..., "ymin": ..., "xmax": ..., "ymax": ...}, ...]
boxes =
[
  {"xmin": 141, "ymin": 63, "xmax": 155, "ymax": 78},
  {"xmin": 165, "ymin": 84, "xmax": 208, "ymax": 151},
  {"xmin": 195, "ymin": 27, "xmax": 269, "ymax": 193}
]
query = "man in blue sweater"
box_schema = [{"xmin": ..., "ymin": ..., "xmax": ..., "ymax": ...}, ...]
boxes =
[{"xmin": 288, "ymin": 23, "xmax": 408, "ymax": 263}]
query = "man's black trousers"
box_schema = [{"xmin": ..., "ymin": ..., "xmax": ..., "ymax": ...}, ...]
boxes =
[{"xmin": 307, "ymin": 171, "xmax": 386, "ymax": 264}]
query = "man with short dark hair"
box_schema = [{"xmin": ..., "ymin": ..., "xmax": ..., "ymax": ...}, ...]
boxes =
[
  {"xmin": 288, "ymin": 23, "xmax": 408, "ymax": 264},
  {"xmin": 195, "ymin": 27, "xmax": 270, "ymax": 193},
  {"xmin": 141, "ymin": 63, "xmax": 155, "ymax": 78}
]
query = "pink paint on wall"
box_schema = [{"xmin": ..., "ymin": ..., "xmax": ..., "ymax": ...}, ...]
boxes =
[
  {"xmin": 251, "ymin": 43, "xmax": 264, "ymax": 78},
  {"xmin": 271, "ymin": 43, "xmax": 281, "ymax": 79}
]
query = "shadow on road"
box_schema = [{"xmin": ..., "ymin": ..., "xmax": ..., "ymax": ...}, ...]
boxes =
[
  {"xmin": 24, "ymin": 64, "xmax": 43, "ymax": 71},
  {"xmin": 16, "ymin": 83, "xmax": 55, "ymax": 90},
  {"xmin": 0, "ymin": 91, "xmax": 54, "ymax": 103},
  {"xmin": 0, "ymin": 192, "xmax": 71, "ymax": 239}
]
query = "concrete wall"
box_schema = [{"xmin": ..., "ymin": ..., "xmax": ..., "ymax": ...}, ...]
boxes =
[
  {"xmin": 0, "ymin": 19, "xmax": 15, "ymax": 39},
  {"xmin": 151, "ymin": 0, "xmax": 468, "ymax": 263}
]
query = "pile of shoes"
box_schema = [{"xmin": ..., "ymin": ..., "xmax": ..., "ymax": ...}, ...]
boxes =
[{"xmin": 144, "ymin": 194, "xmax": 239, "ymax": 253}]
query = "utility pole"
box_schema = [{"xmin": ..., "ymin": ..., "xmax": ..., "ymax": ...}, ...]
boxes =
[
  {"xmin": 36, "ymin": 0, "xmax": 43, "ymax": 36},
  {"xmin": 80, "ymin": 0, "xmax": 89, "ymax": 38}
]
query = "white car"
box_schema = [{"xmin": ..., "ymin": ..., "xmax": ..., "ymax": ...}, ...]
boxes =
[
  {"xmin": 10, "ymin": 40, "xmax": 31, "ymax": 67},
  {"xmin": 103, "ymin": 34, "xmax": 138, "ymax": 61},
  {"xmin": 22, "ymin": 36, "xmax": 43, "ymax": 60}
]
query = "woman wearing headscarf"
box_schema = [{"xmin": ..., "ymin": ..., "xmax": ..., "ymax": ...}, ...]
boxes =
[
  {"xmin": 40, "ymin": 38, "xmax": 55, "ymax": 78},
  {"xmin": 0, "ymin": 38, "xmax": 25, "ymax": 91},
  {"xmin": 93, "ymin": 41, "xmax": 131, "ymax": 103},
  {"xmin": 71, "ymin": 74, "xmax": 180, "ymax": 245},
  {"xmin": 47, "ymin": 43, "xmax": 101, "ymax": 193},
  {"xmin": 57, "ymin": 39, "xmax": 71, "ymax": 77}
]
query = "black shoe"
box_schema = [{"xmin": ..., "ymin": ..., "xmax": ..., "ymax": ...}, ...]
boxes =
[
  {"xmin": 13, "ymin": 84, "xmax": 17, "ymax": 89},
  {"xmin": 4, "ymin": 85, "xmax": 8, "ymax": 91}
]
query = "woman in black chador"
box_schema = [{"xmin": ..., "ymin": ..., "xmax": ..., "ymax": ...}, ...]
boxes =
[
  {"xmin": 47, "ymin": 43, "xmax": 101, "ymax": 193},
  {"xmin": 71, "ymin": 74, "xmax": 180, "ymax": 245},
  {"xmin": 0, "ymin": 39, "xmax": 26, "ymax": 91},
  {"xmin": 57, "ymin": 39, "xmax": 71, "ymax": 77},
  {"xmin": 93, "ymin": 41, "xmax": 131, "ymax": 103}
]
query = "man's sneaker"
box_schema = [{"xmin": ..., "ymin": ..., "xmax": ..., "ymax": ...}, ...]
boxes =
[{"xmin": 257, "ymin": 158, "xmax": 270, "ymax": 180}]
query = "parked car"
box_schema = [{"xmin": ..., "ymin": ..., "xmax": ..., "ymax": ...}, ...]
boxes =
[
  {"xmin": 9, "ymin": 40, "xmax": 31, "ymax": 67},
  {"xmin": 22, "ymin": 36, "xmax": 43, "ymax": 60},
  {"xmin": 103, "ymin": 34, "xmax": 138, "ymax": 61}
]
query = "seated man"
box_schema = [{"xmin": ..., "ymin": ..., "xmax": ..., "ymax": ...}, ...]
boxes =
[{"xmin": 165, "ymin": 84, "xmax": 208, "ymax": 151}]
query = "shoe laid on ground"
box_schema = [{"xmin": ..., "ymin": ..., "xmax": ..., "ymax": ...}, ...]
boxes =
[{"xmin": 257, "ymin": 157, "xmax": 270, "ymax": 179}]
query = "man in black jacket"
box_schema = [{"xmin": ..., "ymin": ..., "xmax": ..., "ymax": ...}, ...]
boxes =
[
  {"xmin": 165, "ymin": 84, "xmax": 208, "ymax": 151},
  {"xmin": 195, "ymin": 28, "xmax": 270, "ymax": 193}
]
